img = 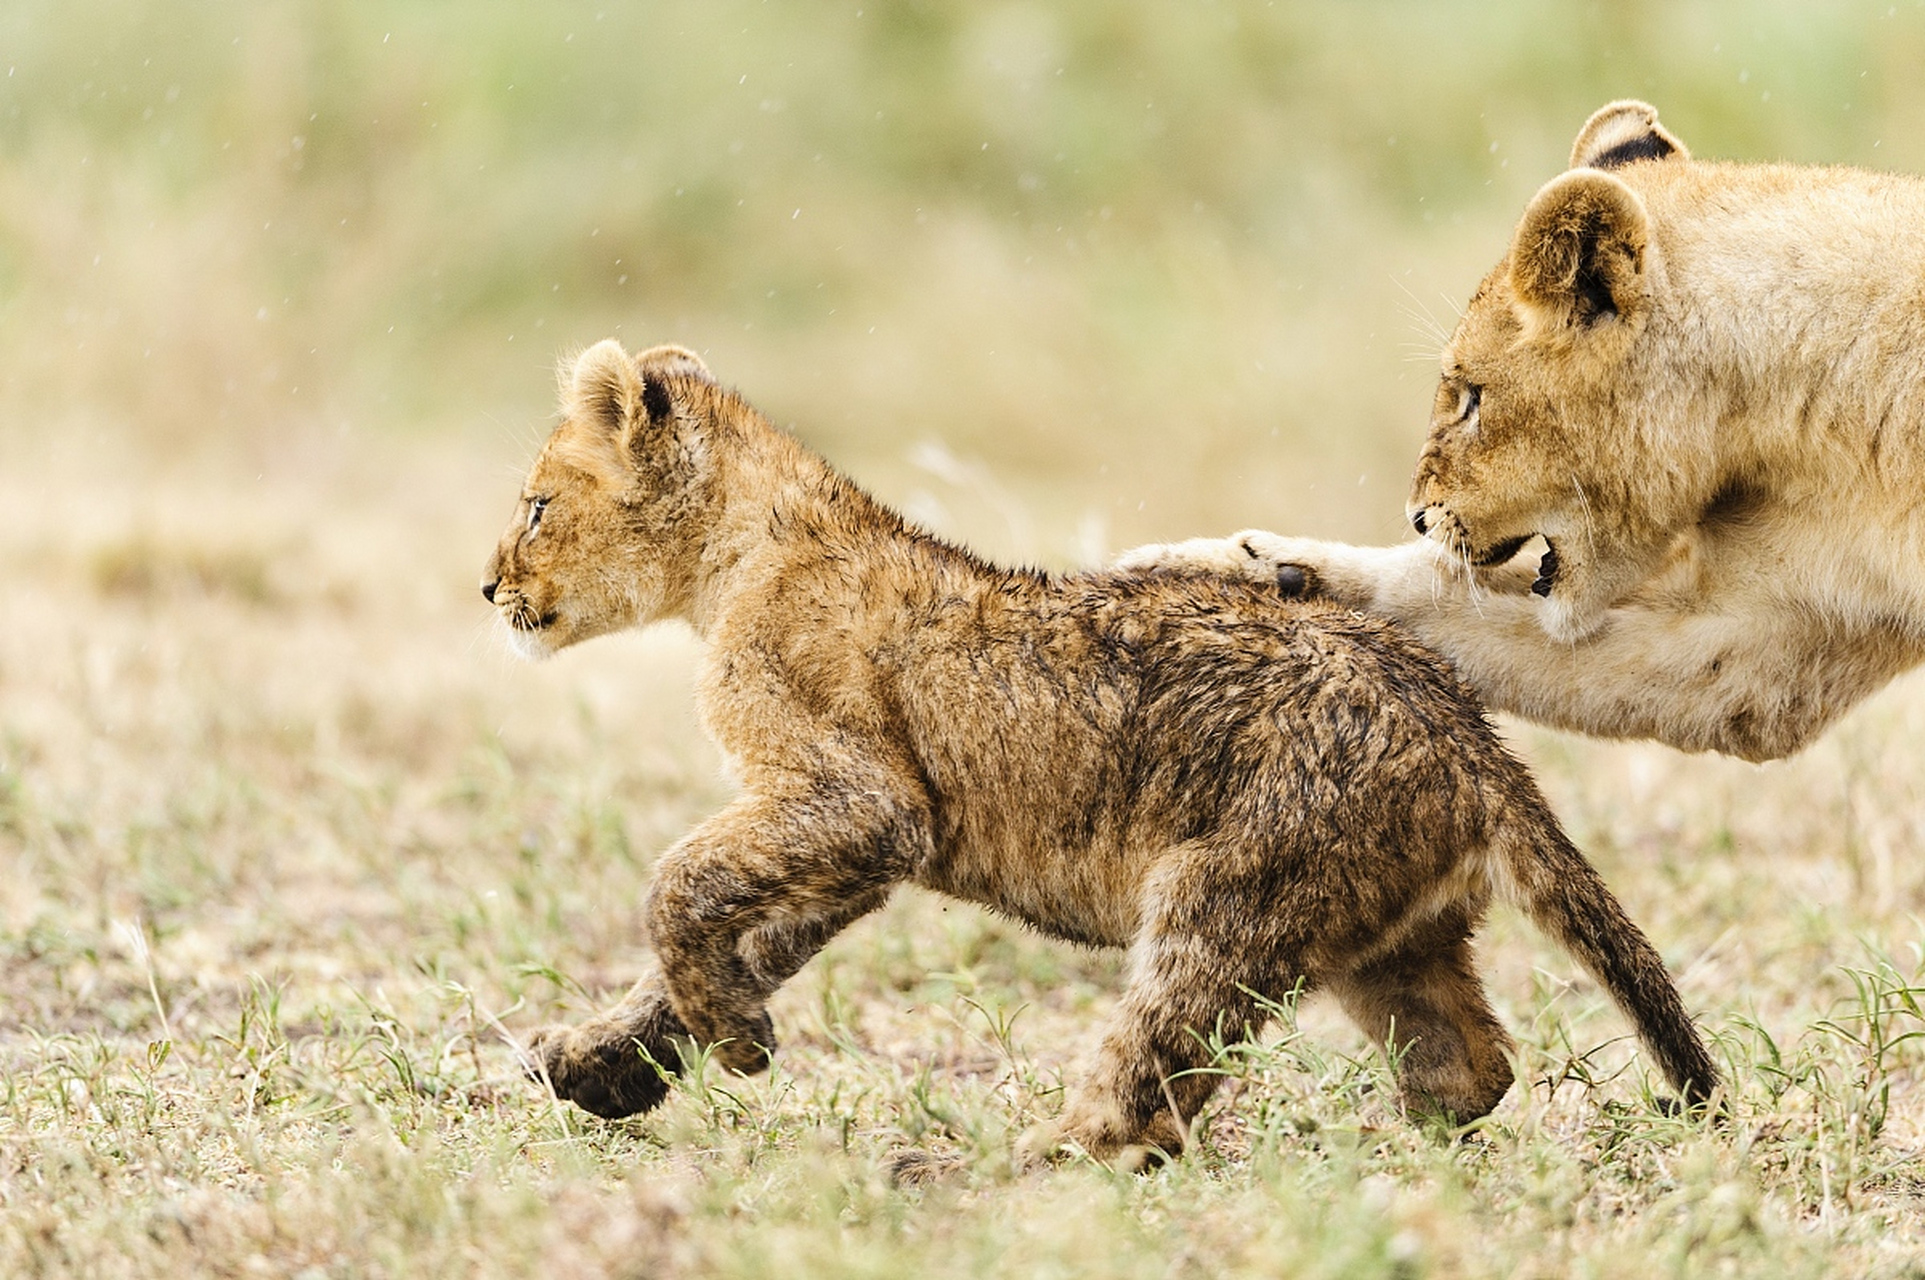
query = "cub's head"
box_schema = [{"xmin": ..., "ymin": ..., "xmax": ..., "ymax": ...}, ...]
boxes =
[
  {"xmin": 1410, "ymin": 100, "xmax": 1692, "ymax": 639},
  {"xmin": 482, "ymin": 339, "xmax": 716, "ymax": 658}
]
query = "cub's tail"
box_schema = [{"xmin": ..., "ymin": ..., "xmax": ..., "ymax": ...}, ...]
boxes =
[{"xmin": 1491, "ymin": 796, "xmax": 1719, "ymax": 1109}]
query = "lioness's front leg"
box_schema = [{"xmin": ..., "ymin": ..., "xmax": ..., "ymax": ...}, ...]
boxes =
[
  {"xmin": 1131, "ymin": 528, "xmax": 1920, "ymax": 760},
  {"xmin": 647, "ymin": 785, "xmax": 918, "ymax": 1076},
  {"xmin": 1114, "ymin": 532, "xmax": 1532, "ymax": 609}
]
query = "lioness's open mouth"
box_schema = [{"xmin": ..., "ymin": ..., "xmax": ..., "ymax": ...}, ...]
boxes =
[
  {"xmin": 1472, "ymin": 535, "xmax": 1532, "ymax": 568},
  {"xmin": 1531, "ymin": 541, "xmax": 1560, "ymax": 597}
]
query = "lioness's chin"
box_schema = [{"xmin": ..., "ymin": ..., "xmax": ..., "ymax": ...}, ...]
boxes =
[
  {"xmin": 1534, "ymin": 556, "xmax": 1621, "ymax": 643},
  {"xmin": 1539, "ymin": 593, "xmax": 1590, "ymax": 644}
]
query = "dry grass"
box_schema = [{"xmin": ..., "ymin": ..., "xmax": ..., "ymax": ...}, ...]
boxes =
[
  {"xmin": 7, "ymin": 2, "xmax": 1925, "ymax": 1276},
  {"xmin": 6, "ymin": 420, "xmax": 1925, "ymax": 1279}
]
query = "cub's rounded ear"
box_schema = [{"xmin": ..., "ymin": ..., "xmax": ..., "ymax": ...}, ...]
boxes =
[
  {"xmin": 632, "ymin": 344, "xmax": 712, "ymax": 426},
  {"xmin": 1569, "ymin": 100, "xmax": 1689, "ymax": 171},
  {"xmin": 1509, "ymin": 169, "xmax": 1652, "ymax": 338},
  {"xmin": 562, "ymin": 339, "xmax": 644, "ymax": 433},
  {"xmin": 634, "ymin": 343, "xmax": 712, "ymax": 380}
]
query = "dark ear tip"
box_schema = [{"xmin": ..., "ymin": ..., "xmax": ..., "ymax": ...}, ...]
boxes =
[{"xmin": 641, "ymin": 374, "xmax": 673, "ymax": 423}]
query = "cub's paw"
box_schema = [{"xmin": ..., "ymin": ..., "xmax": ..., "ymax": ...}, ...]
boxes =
[
  {"xmin": 704, "ymin": 1010, "xmax": 778, "ymax": 1077},
  {"xmin": 881, "ymin": 1147, "xmax": 970, "ymax": 1188},
  {"xmin": 1016, "ymin": 1112, "xmax": 1182, "ymax": 1173},
  {"xmin": 523, "ymin": 1023, "xmax": 677, "ymax": 1119},
  {"xmin": 1015, "ymin": 1119, "xmax": 1072, "ymax": 1170}
]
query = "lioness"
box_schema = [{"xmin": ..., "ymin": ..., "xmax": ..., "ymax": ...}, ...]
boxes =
[
  {"xmin": 484, "ymin": 339, "xmax": 1715, "ymax": 1165},
  {"xmin": 1125, "ymin": 101, "xmax": 1925, "ymax": 761}
]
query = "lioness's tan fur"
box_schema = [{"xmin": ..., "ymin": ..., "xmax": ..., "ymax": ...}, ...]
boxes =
[
  {"xmin": 1125, "ymin": 101, "xmax": 1925, "ymax": 761},
  {"xmin": 484, "ymin": 340, "xmax": 1715, "ymax": 1165}
]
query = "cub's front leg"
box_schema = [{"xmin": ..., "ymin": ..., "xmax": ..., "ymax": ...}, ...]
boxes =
[
  {"xmin": 525, "ymin": 972, "xmax": 688, "ymax": 1119},
  {"xmin": 647, "ymin": 786, "xmax": 917, "ymax": 1077},
  {"xmin": 527, "ymin": 785, "xmax": 907, "ymax": 1118}
]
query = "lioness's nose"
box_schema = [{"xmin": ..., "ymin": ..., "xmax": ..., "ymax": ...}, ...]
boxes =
[
  {"xmin": 1410, "ymin": 509, "xmax": 1430, "ymax": 535},
  {"xmin": 481, "ymin": 579, "xmax": 499, "ymax": 604}
]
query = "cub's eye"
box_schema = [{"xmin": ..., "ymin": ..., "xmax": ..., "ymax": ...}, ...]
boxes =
[
  {"xmin": 1457, "ymin": 383, "xmax": 1482, "ymax": 424},
  {"xmin": 526, "ymin": 497, "xmax": 549, "ymax": 532}
]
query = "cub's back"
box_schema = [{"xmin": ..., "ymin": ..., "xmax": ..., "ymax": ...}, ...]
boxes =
[
  {"xmin": 893, "ymin": 570, "xmax": 1513, "ymax": 889},
  {"xmin": 1102, "ymin": 576, "xmax": 1509, "ymax": 854}
]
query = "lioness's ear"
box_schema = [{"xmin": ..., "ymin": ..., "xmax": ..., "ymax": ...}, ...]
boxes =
[
  {"xmin": 1569, "ymin": 100, "xmax": 1689, "ymax": 171},
  {"xmin": 1509, "ymin": 169, "xmax": 1651, "ymax": 336},
  {"xmin": 563, "ymin": 339, "xmax": 643, "ymax": 434}
]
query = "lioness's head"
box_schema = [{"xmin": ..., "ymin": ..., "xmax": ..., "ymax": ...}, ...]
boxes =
[
  {"xmin": 483, "ymin": 339, "xmax": 716, "ymax": 658},
  {"xmin": 1411, "ymin": 101, "xmax": 1695, "ymax": 640}
]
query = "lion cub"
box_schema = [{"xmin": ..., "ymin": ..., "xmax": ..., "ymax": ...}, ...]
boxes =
[{"xmin": 485, "ymin": 340, "xmax": 1717, "ymax": 1164}]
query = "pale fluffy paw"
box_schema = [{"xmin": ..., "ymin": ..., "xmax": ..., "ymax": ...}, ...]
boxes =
[
  {"xmin": 1015, "ymin": 1119, "xmax": 1070, "ymax": 1169},
  {"xmin": 1112, "ymin": 534, "xmax": 1271, "ymax": 577},
  {"xmin": 1112, "ymin": 530, "xmax": 1317, "ymax": 597},
  {"xmin": 1016, "ymin": 1106, "xmax": 1183, "ymax": 1172},
  {"xmin": 1115, "ymin": 530, "xmax": 1460, "ymax": 616}
]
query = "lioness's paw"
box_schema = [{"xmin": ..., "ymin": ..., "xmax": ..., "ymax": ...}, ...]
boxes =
[
  {"xmin": 1224, "ymin": 530, "xmax": 1329, "ymax": 598},
  {"xmin": 1112, "ymin": 531, "xmax": 1318, "ymax": 598},
  {"xmin": 523, "ymin": 1023, "xmax": 676, "ymax": 1119}
]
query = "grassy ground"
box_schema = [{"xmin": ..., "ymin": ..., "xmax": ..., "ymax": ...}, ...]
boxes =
[
  {"xmin": 6, "ymin": 436, "xmax": 1925, "ymax": 1277},
  {"xmin": 7, "ymin": 3, "xmax": 1925, "ymax": 1276}
]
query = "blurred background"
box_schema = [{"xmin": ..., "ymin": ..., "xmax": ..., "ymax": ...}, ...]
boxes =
[
  {"xmin": 8, "ymin": 13, "xmax": 1925, "ymax": 1262},
  {"xmin": 9, "ymin": 0, "xmax": 1925, "ymax": 562}
]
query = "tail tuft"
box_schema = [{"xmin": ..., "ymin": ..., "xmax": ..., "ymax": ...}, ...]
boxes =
[{"xmin": 1496, "ymin": 801, "xmax": 1719, "ymax": 1108}]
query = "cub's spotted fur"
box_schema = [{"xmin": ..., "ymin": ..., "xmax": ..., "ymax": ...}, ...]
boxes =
[{"xmin": 485, "ymin": 340, "xmax": 1716, "ymax": 1164}]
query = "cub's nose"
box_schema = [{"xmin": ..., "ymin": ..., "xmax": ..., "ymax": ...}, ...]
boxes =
[
  {"xmin": 1410, "ymin": 509, "xmax": 1430, "ymax": 535},
  {"xmin": 481, "ymin": 579, "xmax": 499, "ymax": 604}
]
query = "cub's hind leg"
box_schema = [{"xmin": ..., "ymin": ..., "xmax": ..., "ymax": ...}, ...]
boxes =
[
  {"xmin": 527, "ymin": 887, "xmax": 886, "ymax": 1119},
  {"xmin": 1024, "ymin": 847, "xmax": 1288, "ymax": 1170},
  {"xmin": 1330, "ymin": 902, "xmax": 1515, "ymax": 1125}
]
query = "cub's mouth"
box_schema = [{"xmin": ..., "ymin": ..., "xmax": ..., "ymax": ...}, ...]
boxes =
[{"xmin": 497, "ymin": 593, "xmax": 558, "ymax": 633}]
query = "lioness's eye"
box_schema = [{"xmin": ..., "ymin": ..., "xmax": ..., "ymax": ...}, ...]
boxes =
[{"xmin": 526, "ymin": 497, "xmax": 548, "ymax": 531}]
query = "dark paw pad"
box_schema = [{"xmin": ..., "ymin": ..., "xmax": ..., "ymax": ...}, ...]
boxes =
[
  {"xmin": 1276, "ymin": 564, "xmax": 1312, "ymax": 598},
  {"xmin": 526, "ymin": 1025, "xmax": 677, "ymax": 1120}
]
